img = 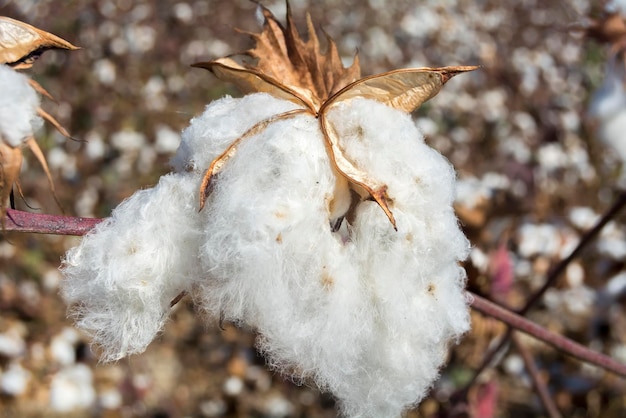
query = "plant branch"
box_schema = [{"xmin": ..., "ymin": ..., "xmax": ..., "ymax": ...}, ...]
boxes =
[
  {"xmin": 520, "ymin": 189, "xmax": 626, "ymax": 315},
  {"xmin": 461, "ymin": 189, "xmax": 626, "ymax": 393},
  {"xmin": 4, "ymin": 208, "xmax": 101, "ymax": 235},
  {"xmin": 4, "ymin": 208, "xmax": 626, "ymax": 379},
  {"xmin": 469, "ymin": 292, "xmax": 626, "ymax": 378}
]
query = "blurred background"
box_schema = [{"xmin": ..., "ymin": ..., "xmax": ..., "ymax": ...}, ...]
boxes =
[{"xmin": 2, "ymin": 0, "xmax": 626, "ymax": 416}]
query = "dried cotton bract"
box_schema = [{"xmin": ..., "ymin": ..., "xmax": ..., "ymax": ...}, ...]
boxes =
[{"xmin": 61, "ymin": 6, "xmax": 474, "ymax": 417}]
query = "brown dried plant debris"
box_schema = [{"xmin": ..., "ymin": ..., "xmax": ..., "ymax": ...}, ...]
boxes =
[
  {"xmin": 0, "ymin": 16, "xmax": 78, "ymax": 69},
  {"xmin": 193, "ymin": 3, "xmax": 477, "ymax": 229},
  {"xmin": 0, "ymin": 16, "xmax": 78, "ymax": 218},
  {"xmin": 0, "ymin": 142, "xmax": 22, "ymax": 220}
]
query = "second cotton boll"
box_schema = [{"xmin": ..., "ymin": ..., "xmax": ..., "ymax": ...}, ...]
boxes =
[{"xmin": 180, "ymin": 93, "xmax": 471, "ymax": 417}]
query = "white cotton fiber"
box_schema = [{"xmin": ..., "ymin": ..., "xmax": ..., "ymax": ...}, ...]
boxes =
[
  {"xmin": 184, "ymin": 94, "xmax": 470, "ymax": 417},
  {"xmin": 171, "ymin": 93, "xmax": 301, "ymax": 172},
  {"xmin": 0, "ymin": 64, "xmax": 42, "ymax": 147},
  {"xmin": 60, "ymin": 172, "xmax": 203, "ymax": 361},
  {"xmin": 62, "ymin": 91, "xmax": 470, "ymax": 416}
]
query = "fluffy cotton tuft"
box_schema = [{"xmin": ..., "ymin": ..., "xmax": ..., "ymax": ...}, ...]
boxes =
[
  {"xmin": 60, "ymin": 173, "xmax": 203, "ymax": 361},
  {"xmin": 181, "ymin": 94, "xmax": 470, "ymax": 417},
  {"xmin": 62, "ymin": 92, "xmax": 470, "ymax": 416},
  {"xmin": 0, "ymin": 65, "xmax": 42, "ymax": 146}
]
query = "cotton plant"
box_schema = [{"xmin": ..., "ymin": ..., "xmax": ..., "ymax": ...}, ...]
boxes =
[
  {"xmin": 61, "ymin": 5, "xmax": 476, "ymax": 417},
  {"xmin": 0, "ymin": 16, "xmax": 78, "ymax": 216}
]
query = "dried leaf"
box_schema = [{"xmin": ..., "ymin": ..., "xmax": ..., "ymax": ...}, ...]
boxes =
[
  {"xmin": 323, "ymin": 66, "xmax": 479, "ymax": 113},
  {"xmin": 192, "ymin": 58, "xmax": 314, "ymax": 110},
  {"xmin": 0, "ymin": 16, "xmax": 79, "ymax": 69},
  {"xmin": 0, "ymin": 141, "xmax": 23, "ymax": 218},
  {"xmin": 25, "ymin": 137, "xmax": 63, "ymax": 212},
  {"xmin": 585, "ymin": 12, "xmax": 626, "ymax": 46},
  {"xmin": 489, "ymin": 243, "xmax": 514, "ymax": 303},
  {"xmin": 37, "ymin": 107, "xmax": 74, "ymax": 140},
  {"xmin": 470, "ymin": 380, "xmax": 499, "ymax": 418},
  {"xmin": 245, "ymin": 3, "xmax": 360, "ymax": 107}
]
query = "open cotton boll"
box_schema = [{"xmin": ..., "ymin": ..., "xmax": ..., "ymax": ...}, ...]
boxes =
[
  {"xmin": 0, "ymin": 65, "xmax": 42, "ymax": 146},
  {"xmin": 60, "ymin": 172, "xmax": 203, "ymax": 361},
  {"xmin": 190, "ymin": 94, "xmax": 469, "ymax": 417}
]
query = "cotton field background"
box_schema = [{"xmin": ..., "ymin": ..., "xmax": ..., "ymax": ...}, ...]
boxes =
[{"xmin": 1, "ymin": 0, "xmax": 626, "ymax": 417}]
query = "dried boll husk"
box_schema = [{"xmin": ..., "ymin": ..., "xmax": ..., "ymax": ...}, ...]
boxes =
[{"xmin": 0, "ymin": 16, "xmax": 78, "ymax": 69}]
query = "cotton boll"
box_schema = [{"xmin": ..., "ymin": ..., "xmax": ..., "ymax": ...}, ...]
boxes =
[
  {"xmin": 193, "ymin": 95, "xmax": 469, "ymax": 417},
  {"xmin": 1, "ymin": 362, "xmax": 31, "ymax": 396},
  {"xmin": 60, "ymin": 172, "xmax": 203, "ymax": 361},
  {"xmin": 0, "ymin": 65, "xmax": 42, "ymax": 147},
  {"xmin": 61, "ymin": 91, "xmax": 467, "ymax": 415}
]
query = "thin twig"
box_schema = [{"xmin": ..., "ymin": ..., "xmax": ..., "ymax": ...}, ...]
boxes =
[
  {"xmin": 463, "ymin": 189, "xmax": 626, "ymax": 391},
  {"xmin": 521, "ymin": 189, "xmax": 626, "ymax": 314},
  {"xmin": 469, "ymin": 292, "xmax": 626, "ymax": 378},
  {"xmin": 512, "ymin": 332, "xmax": 562, "ymax": 418}
]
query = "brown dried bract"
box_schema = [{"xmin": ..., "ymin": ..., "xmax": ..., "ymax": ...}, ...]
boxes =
[
  {"xmin": 0, "ymin": 16, "xmax": 78, "ymax": 69},
  {"xmin": 194, "ymin": 4, "xmax": 477, "ymax": 229},
  {"xmin": 244, "ymin": 3, "xmax": 360, "ymax": 109},
  {"xmin": 0, "ymin": 141, "xmax": 23, "ymax": 219}
]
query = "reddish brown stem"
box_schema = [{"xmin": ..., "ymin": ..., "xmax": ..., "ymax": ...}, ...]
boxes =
[
  {"xmin": 470, "ymin": 293, "xmax": 626, "ymax": 378},
  {"xmin": 4, "ymin": 208, "xmax": 101, "ymax": 235},
  {"xmin": 461, "ymin": 189, "xmax": 626, "ymax": 394},
  {"xmin": 4, "ymin": 209, "xmax": 626, "ymax": 379}
]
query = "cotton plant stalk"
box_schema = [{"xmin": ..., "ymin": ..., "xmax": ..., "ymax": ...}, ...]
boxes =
[{"xmin": 61, "ymin": 5, "xmax": 476, "ymax": 417}]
